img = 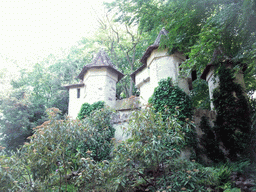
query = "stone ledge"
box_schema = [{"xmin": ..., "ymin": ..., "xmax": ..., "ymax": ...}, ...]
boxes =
[{"xmin": 115, "ymin": 96, "xmax": 140, "ymax": 111}]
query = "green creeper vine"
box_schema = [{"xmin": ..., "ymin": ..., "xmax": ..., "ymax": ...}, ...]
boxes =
[
  {"xmin": 199, "ymin": 116, "xmax": 224, "ymax": 163},
  {"xmin": 148, "ymin": 77, "xmax": 192, "ymax": 121},
  {"xmin": 77, "ymin": 101, "xmax": 105, "ymax": 120},
  {"xmin": 213, "ymin": 63, "xmax": 251, "ymax": 161},
  {"xmin": 148, "ymin": 77, "xmax": 196, "ymax": 150}
]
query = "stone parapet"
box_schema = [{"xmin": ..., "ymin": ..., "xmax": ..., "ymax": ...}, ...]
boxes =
[{"xmin": 115, "ymin": 96, "xmax": 140, "ymax": 111}]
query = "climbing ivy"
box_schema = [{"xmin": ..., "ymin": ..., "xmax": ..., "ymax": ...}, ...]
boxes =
[
  {"xmin": 213, "ymin": 63, "xmax": 251, "ymax": 161},
  {"xmin": 148, "ymin": 77, "xmax": 192, "ymax": 121},
  {"xmin": 148, "ymin": 77, "xmax": 196, "ymax": 150},
  {"xmin": 199, "ymin": 116, "xmax": 224, "ymax": 163},
  {"xmin": 77, "ymin": 101, "xmax": 105, "ymax": 120}
]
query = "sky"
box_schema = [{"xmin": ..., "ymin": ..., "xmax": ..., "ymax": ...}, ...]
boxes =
[{"xmin": 0, "ymin": 0, "xmax": 112, "ymax": 72}]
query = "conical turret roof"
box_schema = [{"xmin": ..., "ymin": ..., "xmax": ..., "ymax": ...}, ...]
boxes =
[
  {"xmin": 130, "ymin": 28, "xmax": 169, "ymax": 82},
  {"xmin": 140, "ymin": 28, "xmax": 169, "ymax": 65},
  {"xmin": 77, "ymin": 49, "xmax": 124, "ymax": 82}
]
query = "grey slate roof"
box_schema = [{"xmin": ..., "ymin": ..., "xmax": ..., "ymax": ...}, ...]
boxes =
[
  {"xmin": 77, "ymin": 49, "xmax": 124, "ymax": 82},
  {"xmin": 140, "ymin": 27, "xmax": 169, "ymax": 65},
  {"xmin": 130, "ymin": 28, "xmax": 169, "ymax": 82}
]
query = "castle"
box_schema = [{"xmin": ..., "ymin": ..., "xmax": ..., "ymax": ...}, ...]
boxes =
[
  {"xmin": 64, "ymin": 28, "xmax": 197, "ymax": 119},
  {"xmin": 64, "ymin": 28, "xmax": 246, "ymax": 134}
]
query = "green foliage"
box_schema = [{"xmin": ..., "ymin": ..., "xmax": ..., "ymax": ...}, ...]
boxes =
[
  {"xmin": 77, "ymin": 103, "xmax": 92, "ymax": 120},
  {"xmin": 0, "ymin": 107, "xmax": 114, "ymax": 191},
  {"xmin": 78, "ymin": 107, "xmax": 214, "ymax": 191},
  {"xmin": 191, "ymin": 79, "xmax": 210, "ymax": 110},
  {"xmin": 148, "ymin": 78, "xmax": 196, "ymax": 150},
  {"xmin": 1, "ymin": 106, "xmax": 255, "ymax": 191},
  {"xmin": 77, "ymin": 101, "xmax": 105, "ymax": 120},
  {"xmin": 215, "ymin": 164, "xmax": 233, "ymax": 188},
  {"xmin": 213, "ymin": 64, "xmax": 251, "ymax": 161},
  {"xmin": 149, "ymin": 77, "xmax": 192, "ymax": 121},
  {"xmin": 249, "ymin": 98, "xmax": 256, "ymax": 161},
  {"xmin": 199, "ymin": 116, "xmax": 225, "ymax": 163},
  {"xmin": 77, "ymin": 106, "xmax": 115, "ymax": 161},
  {"xmin": 0, "ymin": 91, "xmax": 35, "ymax": 151},
  {"xmin": 106, "ymin": 0, "xmax": 256, "ymax": 95}
]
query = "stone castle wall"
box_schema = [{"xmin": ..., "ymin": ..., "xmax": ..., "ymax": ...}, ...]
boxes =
[{"xmin": 111, "ymin": 97, "xmax": 216, "ymax": 142}]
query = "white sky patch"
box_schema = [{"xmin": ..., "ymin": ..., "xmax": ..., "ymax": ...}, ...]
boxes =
[{"xmin": 0, "ymin": 0, "xmax": 111, "ymax": 71}]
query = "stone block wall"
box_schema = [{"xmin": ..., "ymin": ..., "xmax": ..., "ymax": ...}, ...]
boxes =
[{"xmin": 112, "ymin": 97, "xmax": 140, "ymax": 141}]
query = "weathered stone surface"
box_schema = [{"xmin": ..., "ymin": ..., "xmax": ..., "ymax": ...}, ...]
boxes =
[{"xmin": 115, "ymin": 97, "xmax": 140, "ymax": 111}]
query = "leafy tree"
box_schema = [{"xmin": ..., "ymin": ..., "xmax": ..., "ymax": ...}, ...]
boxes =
[
  {"xmin": 0, "ymin": 107, "xmax": 115, "ymax": 191},
  {"xmin": 0, "ymin": 91, "xmax": 33, "ymax": 151},
  {"xmin": 93, "ymin": 11, "xmax": 149, "ymax": 97},
  {"xmin": 106, "ymin": 0, "xmax": 256, "ymax": 94}
]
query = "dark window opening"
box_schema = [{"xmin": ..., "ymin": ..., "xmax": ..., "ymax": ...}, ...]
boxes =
[{"xmin": 77, "ymin": 88, "xmax": 80, "ymax": 98}]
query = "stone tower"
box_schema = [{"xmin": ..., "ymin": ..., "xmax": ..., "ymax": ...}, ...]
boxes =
[
  {"xmin": 131, "ymin": 28, "xmax": 191, "ymax": 105},
  {"xmin": 64, "ymin": 49, "xmax": 124, "ymax": 118},
  {"xmin": 201, "ymin": 61, "xmax": 246, "ymax": 110}
]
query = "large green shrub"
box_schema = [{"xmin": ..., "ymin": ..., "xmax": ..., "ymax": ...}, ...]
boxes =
[
  {"xmin": 79, "ymin": 107, "xmax": 217, "ymax": 191},
  {"xmin": 213, "ymin": 65, "xmax": 251, "ymax": 161},
  {"xmin": 0, "ymin": 107, "xmax": 114, "ymax": 191},
  {"xmin": 77, "ymin": 101, "xmax": 105, "ymax": 120},
  {"xmin": 76, "ymin": 107, "xmax": 115, "ymax": 161},
  {"xmin": 1, "ymin": 106, "xmax": 254, "ymax": 191},
  {"xmin": 148, "ymin": 77, "xmax": 196, "ymax": 150},
  {"xmin": 148, "ymin": 77, "xmax": 192, "ymax": 121}
]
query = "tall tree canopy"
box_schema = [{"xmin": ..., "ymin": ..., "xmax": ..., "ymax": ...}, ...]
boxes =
[{"xmin": 106, "ymin": 0, "xmax": 256, "ymax": 93}]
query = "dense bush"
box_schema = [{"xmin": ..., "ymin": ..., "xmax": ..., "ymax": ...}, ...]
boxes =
[
  {"xmin": 76, "ymin": 107, "xmax": 115, "ymax": 161},
  {"xmin": 148, "ymin": 77, "xmax": 196, "ymax": 151},
  {"xmin": 148, "ymin": 77, "xmax": 193, "ymax": 121},
  {"xmin": 104, "ymin": 107, "xmax": 209, "ymax": 191},
  {"xmin": 77, "ymin": 101, "xmax": 105, "ymax": 120},
  {"xmin": 0, "ymin": 106, "xmax": 254, "ymax": 191},
  {"xmin": 0, "ymin": 107, "xmax": 114, "ymax": 191},
  {"xmin": 213, "ymin": 64, "xmax": 251, "ymax": 161}
]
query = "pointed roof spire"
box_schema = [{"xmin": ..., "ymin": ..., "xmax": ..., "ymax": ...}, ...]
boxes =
[
  {"xmin": 140, "ymin": 28, "xmax": 169, "ymax": 65},
  {"xmin": 130, "ymin": 28, "xmax": 169, "ymax": 82},
  {"xmin": 153, "ymin": 27, "xmax": 169, "ymax": 46},
  {"xmin": 77, "ymin": 49, "xmax": 124, "ymax": 82}
]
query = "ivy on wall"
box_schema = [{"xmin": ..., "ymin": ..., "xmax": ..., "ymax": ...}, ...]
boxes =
[
  {"xmin": 148, "ymin": 77, "xmax": 196, "ymax": 151},
  {"xmin": 77, "ymin": 101, "xmax": 105, "ymax": 120},
  {"xmin": 148, "ymin": 77, "xmax": 192, "ymax": 121},
  {"xmin": 199, "ymin": 116, "xmax": 224, "ymax": 163},
  {"xmin": 213, "ymin": 63, "xmax": 251, "ymax": 161}
]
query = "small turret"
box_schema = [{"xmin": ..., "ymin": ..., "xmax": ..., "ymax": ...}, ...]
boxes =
[
  {"xmin": 131, "ymin": 28, "xmax": 191, "ymax": 104},
  {"xmin": 64, "ymin": 49, "xmax": 124, "ymax": 118}
]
